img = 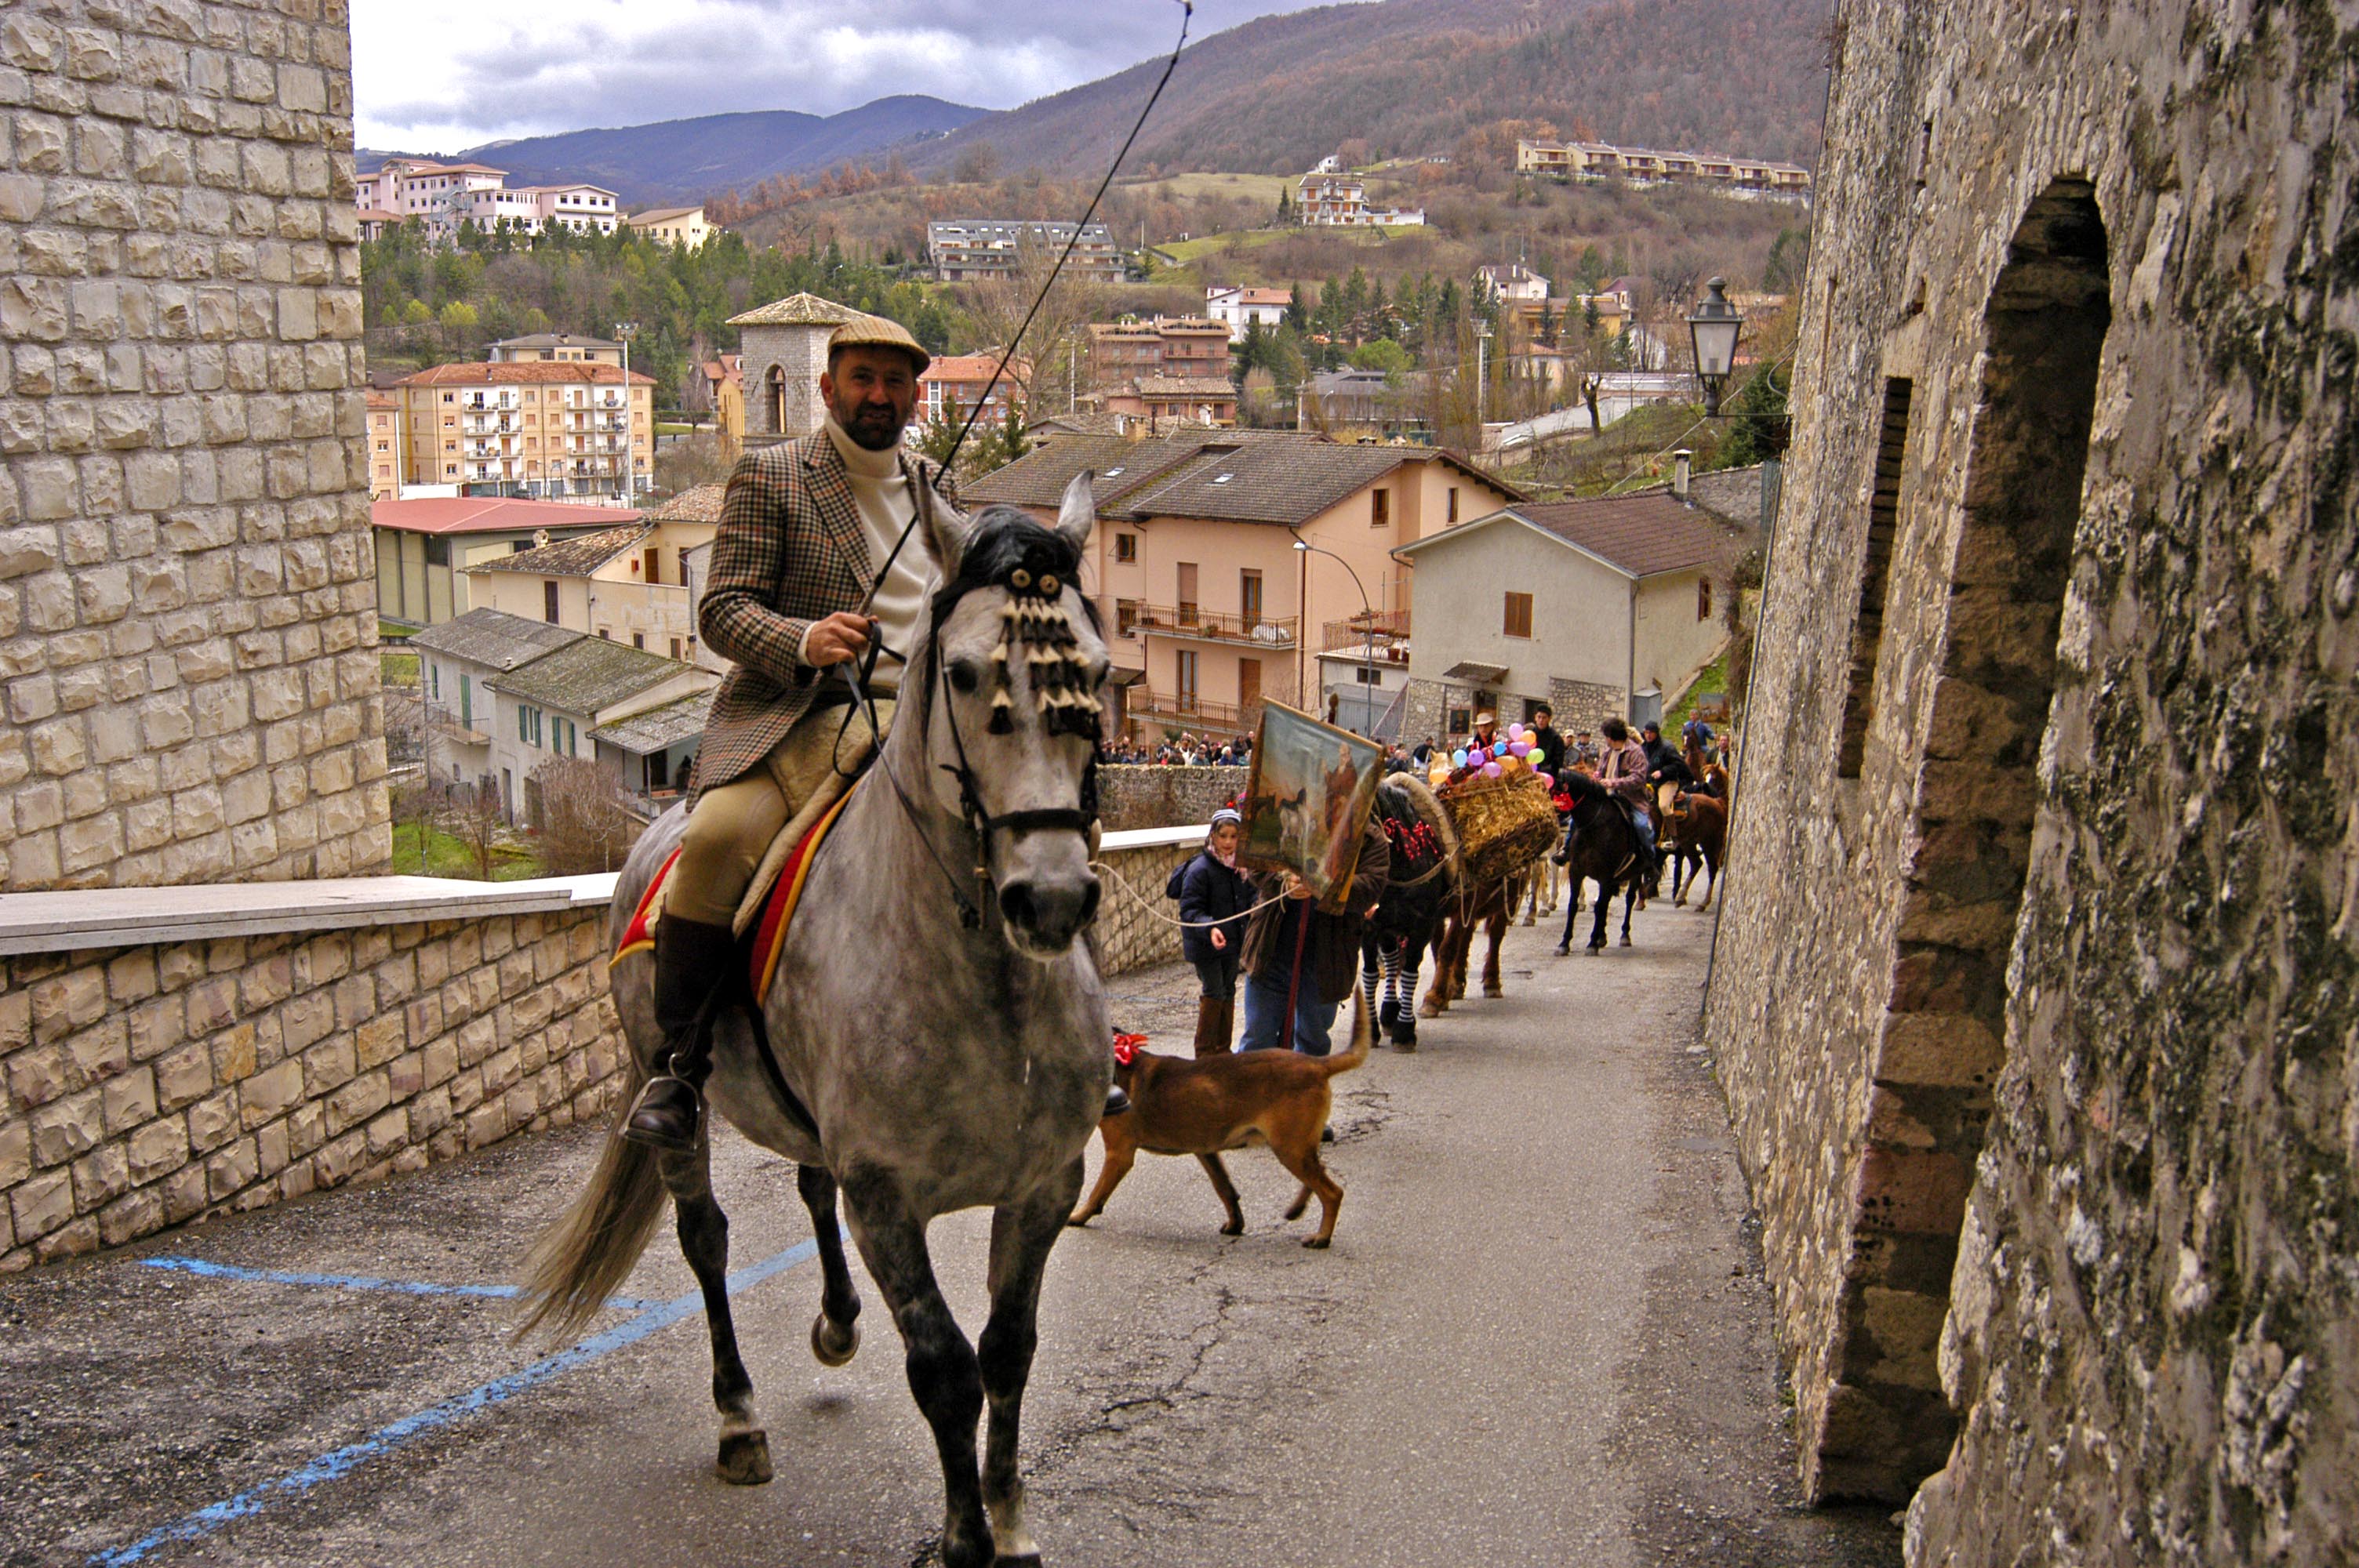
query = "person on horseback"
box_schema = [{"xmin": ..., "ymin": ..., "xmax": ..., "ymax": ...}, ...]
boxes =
[
  {"xmin": 1641, "ymin": 720, "xmax": 1697, "ymax": 822},
  {"xmin": 1595, "ymin": 717, "xmax": 1659, "ymax": 880},
  {"xmin": 619, "ymin": 314, "xmax": 947, "ymax": 1151},
  {"xmin": 1681, "ymin": 713, "xmax": 1717, "ymax": 764}
]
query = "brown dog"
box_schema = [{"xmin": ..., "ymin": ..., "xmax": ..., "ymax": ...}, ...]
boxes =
[{"xmin": 1067, "ymin": 998, "xmax": 1372, "ymax": 1247}]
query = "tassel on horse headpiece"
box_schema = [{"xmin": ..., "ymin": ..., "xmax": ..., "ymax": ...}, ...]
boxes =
[{"xmin": 940, "ymin": 506, "xmax": 1103, "ymax": 739}]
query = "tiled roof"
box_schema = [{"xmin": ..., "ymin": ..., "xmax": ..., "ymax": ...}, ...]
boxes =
[
  {"xmin": 587, "ymin": 690, "xmax": 714, "ymax": 754},
  {"xmin": 370, "ymin": 496, "xmax": 642, "ymax": 535},
  {"xmin": 726, "ymin": 292, "xmax": 860, "ymax": 328},
  {"xmin": 921, "ymin": 354, "xmax": 1020, "ymax": 385},
  {"xmin": 406, "ymin": 608, "xmax": 583, "ymax": 671},
  {"xmin": 1134, "ymin": 376, "xmax": 1238, "ymax": 397},
  {"xmin": 648, "ymin": 483, "xmax": 727, "ymax": 524},
  {"xmin": 489, "ymin": 333, "xmax": 621, "ymax": 351},
  {"xmin": 365, "ymin": 389, "xmax": 398, "ymax": 408},
  {"xmin": 467, "ymin": 524, "xmax": 650, "ymax": 578},
  {"xmin": 629, "ymin": 207, "xmax": 703, "ymax": 224},
  {"xmin": 1117, "ymin": 441, "xmax": 1518, "ymax": 528},
  {"xmin": 963, "ymin": 429, "xmax": 1309, "ymax": 515},
  {"xmin": 1026, "ymin": 411, "xmax": 1129, "ymax": 437},
  {"xmin": 1404, "ymin": 491, "xmax": 1746, "ymax": 578},
  {"xmin": 398, "ymin": 361, "xmax": 656, "ymax": 387},
  {"xmin": 485, "ymin": 636, "xmax": 709, "ymax": 716}
]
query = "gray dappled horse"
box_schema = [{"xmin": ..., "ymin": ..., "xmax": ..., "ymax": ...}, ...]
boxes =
[{"xmin": 518, "ymin": 477, "xmax": 1113, "ymax": 1568}]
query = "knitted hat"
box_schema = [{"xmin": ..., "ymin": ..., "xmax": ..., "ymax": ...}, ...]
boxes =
[
  {"xmin": 827, "ymin": 313, "xmax": 930, "ymax": 376},
  {"xmin": 1210, "ymin": 807, "xmax": 1243, "ymax": 829}
]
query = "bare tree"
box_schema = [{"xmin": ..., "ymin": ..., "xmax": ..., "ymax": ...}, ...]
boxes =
[
  {"xmin": 531, "ymin": 757, "xmax": 642, "ymax": 876},
  {"xmin": 439, "ymin": 782, "xmax": 507, "ymax": 880},
  {"xmin": 956, "ymin": 239, "xmax": 1103, "ymax": 416}
]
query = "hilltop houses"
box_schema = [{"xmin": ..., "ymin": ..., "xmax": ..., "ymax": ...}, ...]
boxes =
[{"xmin": 1513, "ymin": 138, "xmax": 1812, "ymax": 201}]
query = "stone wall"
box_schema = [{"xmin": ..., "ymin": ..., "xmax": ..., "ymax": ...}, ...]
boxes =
[
  {"xmin": 0, "ymin": 0, "xmax": 387, "ymax": 891},
  {"xmin": 1, "ymin": 834, "xmax": 1209, "ymax": 1271},
  {"xmin": 1705, "ymin": 1, "xmax": 2357, "ymax": 1561},
  {"xmin": 2, "ymin": 906, "xmax": 620, "ymax": 1271},
  {"xmin": 1096, "ymin": 765, "xmax": 1245, "ymax": 832}
]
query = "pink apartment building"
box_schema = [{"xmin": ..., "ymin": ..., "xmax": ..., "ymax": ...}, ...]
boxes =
[{"xmin": 966, "ymin": 432, "xmax": 1520, "ymax": 738}]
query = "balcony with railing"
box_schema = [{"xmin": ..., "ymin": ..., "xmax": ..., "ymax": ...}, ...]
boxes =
[
  {"xmin": 1131, "ymin": 604, "xmax": 1298, "ymax": 648},
  {"xmin": 1129, "ymin": 691, "xmax": 1245, "ymax": 729},
  {"xmin": 1320, "ymin": 609, "xmax": 1411, "ymax": 662}
]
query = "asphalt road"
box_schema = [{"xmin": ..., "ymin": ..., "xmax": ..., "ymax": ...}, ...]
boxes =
[{"xmin": 4, "ymin": 895, "xmax": 1899, "ymax": 1568}]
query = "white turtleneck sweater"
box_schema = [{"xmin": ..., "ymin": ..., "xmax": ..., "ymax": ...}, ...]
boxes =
[{"xmin": 804, "ymin": 416, "xmax": 936, "ymax": 691}]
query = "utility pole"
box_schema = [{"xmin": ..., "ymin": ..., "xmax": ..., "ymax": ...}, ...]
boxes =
[{"xmin": 614, "ymin": 321, "xmax": 639, "ymax": 506}]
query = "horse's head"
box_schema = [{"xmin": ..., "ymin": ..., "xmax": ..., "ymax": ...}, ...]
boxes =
[{"xmin": 912, "ymin": 473, "xmax": 1110, "ymax": 959}]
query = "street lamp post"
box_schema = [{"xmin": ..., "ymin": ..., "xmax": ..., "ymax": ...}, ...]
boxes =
[
  {"xmin": 1292, "ymin": 536, "xmax": 1375, "ymax": 733},
  {"xmin": 613, "ymin": 320, "xmax": 639, "ymax": 506},
  {"xmin": 1474, "ymin": 318, "xmax": 1493, "ymax": 426},
  {"xmin": 1685, "ymin": 277, "xmax": 1743, "ymax": 416}
]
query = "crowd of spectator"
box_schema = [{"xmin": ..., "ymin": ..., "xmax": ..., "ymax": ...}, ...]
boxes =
[{"xmin": 1099, "ymin": 732, "xmax": 1255, "ymax": 768}]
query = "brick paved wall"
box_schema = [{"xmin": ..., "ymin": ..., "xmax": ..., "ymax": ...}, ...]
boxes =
[
  {"xmin": 0, "ymin": 0, "xmax": 385, "ymax": 891},
  {"xmin": 2, "ymin": 908, "xmax": 620, "ymax": 1271},
  {"xmin": 1704, "ymin": 0, "xmax": 2358, "ymax": 1559}
]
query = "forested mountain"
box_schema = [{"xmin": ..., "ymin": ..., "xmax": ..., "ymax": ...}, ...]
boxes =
[
  {"xmin": 358, "ymin": 96, "xmax": 984, "ymax": 206},
  {"xmin": 912, "ymin": 0, "xmax": 1834, "ymax": 180}
]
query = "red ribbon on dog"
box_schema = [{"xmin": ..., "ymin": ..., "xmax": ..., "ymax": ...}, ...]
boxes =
[{"xmin": 1111, "ymin": 1032, "xmax": 1147, "ymax": 1065}]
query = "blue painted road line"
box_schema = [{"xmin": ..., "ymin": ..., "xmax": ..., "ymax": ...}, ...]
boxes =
[
  {"xmin": 90, "ymin": 1236, "xmax": 823, "ymax": 1567},
  {"xmin": 137, "ymin": 1254, "xmax": 660, "ymax": 1312}
]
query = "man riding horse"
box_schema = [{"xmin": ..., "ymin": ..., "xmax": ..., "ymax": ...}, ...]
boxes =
[{"xmin": 625, "ymin": 315, "xmax": 1121, "ymax": 1152}]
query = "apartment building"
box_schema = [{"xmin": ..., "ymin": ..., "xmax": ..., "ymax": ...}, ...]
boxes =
[
  {"xmin": 1514, "ymin": 138, "xmax": 1813, "ymax": 198},
  {"xmin": 1085, "ymin": 316, "xmax": 1234, "ymax": 393},
  {"xmin": 365, "ymin": 389, "xmax": 404, "ymax": 500},
  {"xmin": 463, "ymin": 507, "xmax": 725, "ymax": 673},
  {"xmin": 1205, "ymin": 285, "xmax": 1293, "ymax": 342},
  {"xmin": 389, "ymin": 362, "xmax": 656, "ymax": 499},
  {"xmin": 374, "ymin": 496, "xmax": 642, "ymax": 627},
  {"xmin": 488, "ymin": 334, "xmax": 623, "ymax": 365},
  {"xmin": 918, "ymin": 354, "xmax": 1026, "ymax": 428},
  {"xmin": 1295, "ymin": 172, "xmax": 1425, "ymax": 228},
  {"xmin": 966, "ymin": 432, "xmax": 1519, "ymax": 739},
  {"xmin": 353, "ymin": 158, "xmax": 622, "ymax": 238},
  {"xmin": 627, "ymin": 205, "xmax": 712, "ymax": 247},
  {"xmin": 1097, "ymin": 376, "xmax": 1238, "ymax": 430},
  {"xmin": 925, "ymin": 220, "xmax": 1125, "ymax": 283}
]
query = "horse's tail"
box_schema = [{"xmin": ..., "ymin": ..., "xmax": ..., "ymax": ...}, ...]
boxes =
[
  {"xmin": 1321, "ymin": 992, "xmax": 1374, "ymax": 1079},
  {"xmin": 511, "ymin": 1057, "xmax": 669, "ymax": 1345}
]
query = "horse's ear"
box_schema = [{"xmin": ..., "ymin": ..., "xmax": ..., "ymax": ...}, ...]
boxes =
[
  {"xmin": 1055, "ymin": 470, "xmax": 1095, "ymax": 554},
  {"xmin": 915, "ymin": 472, "xmax": 972, "ymax": 576}
]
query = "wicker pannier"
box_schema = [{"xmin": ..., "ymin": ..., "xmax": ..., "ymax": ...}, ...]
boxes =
[{"xmin": 1439, "ymin": 772, "xmax": 1559, "ymax": 884}]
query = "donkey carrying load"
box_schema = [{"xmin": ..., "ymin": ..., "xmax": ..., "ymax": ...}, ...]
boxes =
[{"xmin": 518, "ymin": 477, "xmax": 1113, "ymax": 1568}]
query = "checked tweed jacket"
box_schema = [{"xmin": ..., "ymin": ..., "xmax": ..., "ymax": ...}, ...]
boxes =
[{"xmin": 691, "ymin": 431, "xmax": 954, "ymax": 803}]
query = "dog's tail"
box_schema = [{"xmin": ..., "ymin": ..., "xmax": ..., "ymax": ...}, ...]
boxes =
[{"xmin": 1321, "ymin": 993, "xmax": 1373, "ymax": 1078}]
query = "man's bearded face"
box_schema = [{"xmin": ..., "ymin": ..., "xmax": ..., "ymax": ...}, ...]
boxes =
[{"xmin": 821, "ymin": 346, "xmax": 919, "ymax": 451}]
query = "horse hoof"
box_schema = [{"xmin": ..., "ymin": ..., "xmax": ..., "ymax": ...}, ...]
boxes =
[
  {"xmin": 1220, "ymin": 1219, "xmax": 1244, "ymax": 1236},
  {"xmin": 716, "ymin": 1429, "xmax": 773, "ymax": 1486},
  {"xmin": 1586, "ymin": 945, "xmax": 1602, "ymax": 956},
  {"xmin": 1519, "ymin": 914, "xmax": 1535, "ymax": 927},
  {"xmin": 1619, "ymin": 935, "xmax": 1634, "ymax": 947},
  {"xmin": 1553, "ymin": 944, "xmax": 1569, "ymax": 956},
  {"xmin": 1483, "ymin": 983, "xmax": 1503, "ymax": 998},
  {"xmin": 812, "ymin": 1313, "xmax": 860, "ymax": 1367}
]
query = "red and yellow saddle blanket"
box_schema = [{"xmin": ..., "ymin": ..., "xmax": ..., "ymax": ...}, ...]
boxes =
[{"xmin": 611, "ymin": 791, "xmax": 856, "ymax": 997}]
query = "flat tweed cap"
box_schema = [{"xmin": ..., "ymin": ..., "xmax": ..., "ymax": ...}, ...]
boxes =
[{"xmin": 829, "ymin": 313, "xmax": 930, "ymax": 376}]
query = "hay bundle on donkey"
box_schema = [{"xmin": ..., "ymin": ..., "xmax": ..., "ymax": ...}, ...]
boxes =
[{"xmin": 1440, "ymin": 772, "xmax": 1559, "ymax": 884}]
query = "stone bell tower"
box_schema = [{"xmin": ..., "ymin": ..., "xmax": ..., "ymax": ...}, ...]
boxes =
[{"xmin": 729, "ymin": 292, "xmax": 860, "ymax": 448}]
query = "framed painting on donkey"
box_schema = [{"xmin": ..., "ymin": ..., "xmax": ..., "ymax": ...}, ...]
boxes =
[{"xmin": 1237, "ymin": 702, "xmax": 1383, "ymax": 909}]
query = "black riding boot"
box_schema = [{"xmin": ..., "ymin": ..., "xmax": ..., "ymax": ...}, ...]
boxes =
[{"xmin": 623, "ymin": 914, "xmax": 740, "ymax": 1153}]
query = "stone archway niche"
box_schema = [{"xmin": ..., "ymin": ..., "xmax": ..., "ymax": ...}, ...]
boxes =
[{"xmin": 1819, "ymin": 178, "xmax": 2112, "ymax": 1501}]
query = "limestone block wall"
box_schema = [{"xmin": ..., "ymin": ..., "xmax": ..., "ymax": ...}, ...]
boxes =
[
  {"xmin": 1096, "ymin": 765, "xmax": 1245, "ymax": 832},
  {"xmin": 1705, "ymin": 0, "xmax": 2357, "ymax": 1559},
  {"xmin": 1, "ymin": 833, "xmax": 1209, "ymax": 1271},
  {"xmin": 2, "ymin": 906, "xmax": 620, "ymax": 1272},
  {"xmin": 0, "ymin": 0, "xmax": 385, "ymax": 891}
]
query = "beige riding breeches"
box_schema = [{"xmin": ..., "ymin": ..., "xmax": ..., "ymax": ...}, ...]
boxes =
[{"xmin": 668, "ymin": 699, "xmax": 894, "ymax": 929}]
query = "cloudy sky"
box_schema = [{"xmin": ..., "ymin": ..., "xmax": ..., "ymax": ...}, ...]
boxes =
[{"xmin": 353, "ymin": 0, "xmax": 1338, "ymax": 152}]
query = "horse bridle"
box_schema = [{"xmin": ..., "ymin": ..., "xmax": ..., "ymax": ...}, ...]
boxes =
[{"xmin": 849, "ymin": 529, "xmax": 1101, "ymax": 933}]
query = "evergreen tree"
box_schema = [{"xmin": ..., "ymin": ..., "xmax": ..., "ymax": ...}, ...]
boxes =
[{"xmin": 1285, "ymin": 282, "xmax": 1309, "ymax": 333}]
